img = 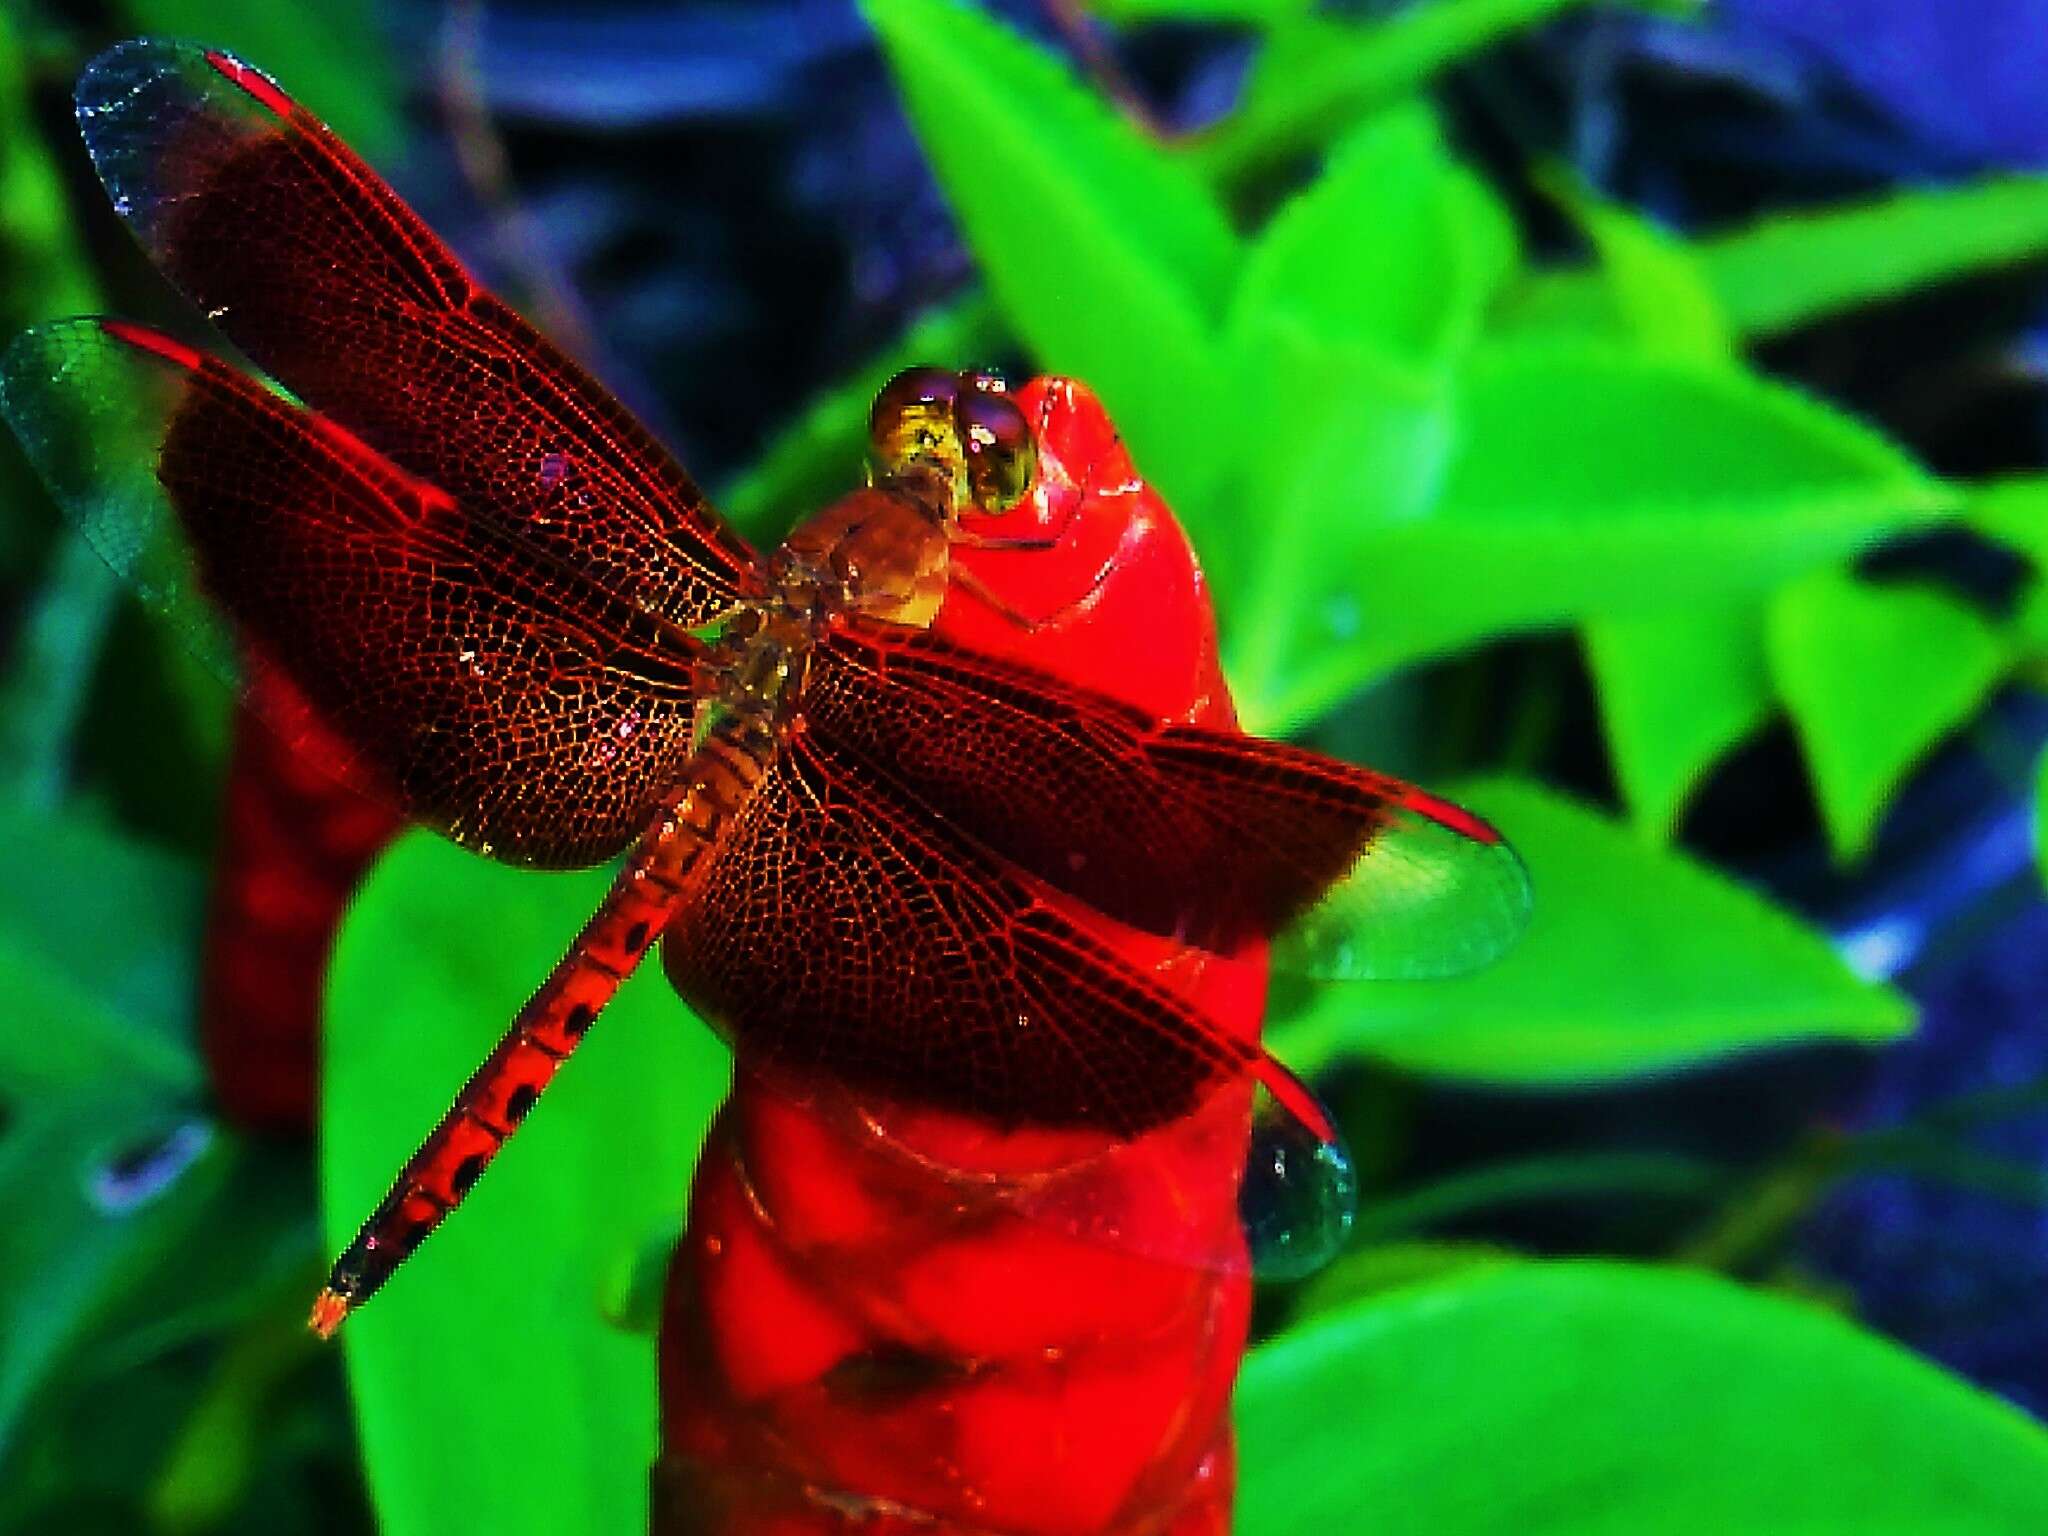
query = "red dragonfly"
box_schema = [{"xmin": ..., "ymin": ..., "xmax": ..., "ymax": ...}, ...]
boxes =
[{"xmin": 1, "ymin": 41, "xmax": 1530, "ymax": 1337}]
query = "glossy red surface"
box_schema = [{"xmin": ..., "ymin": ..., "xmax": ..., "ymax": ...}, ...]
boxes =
[{"xmin": 653, "ymin": 378, "xmax": 1252, "ymax": 1535}]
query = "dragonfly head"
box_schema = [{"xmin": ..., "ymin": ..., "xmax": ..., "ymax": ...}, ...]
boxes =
[{"xmin": 868, "ymin": 366, "xmax": 1038, "ymax": 518}]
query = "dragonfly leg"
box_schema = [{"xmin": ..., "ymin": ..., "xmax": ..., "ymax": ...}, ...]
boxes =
[
  {"xmin": 950, "ymin": 560, "xmax": 1117, "ymax": 637},
  {"xmin": 950, "ymin": 529, "xmax": 1060, "ymax": 552}
]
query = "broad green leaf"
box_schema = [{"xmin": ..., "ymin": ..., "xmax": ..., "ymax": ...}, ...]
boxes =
[
  {"xmin": 865, "ymin": 0, "xmax": 1238, "ymax": 509},
  {"xmin": 1238, "ymin": 341, "xmax": 1952, "ymax": 724},
  {"xmin": 1268, "ymin": 777, "xmax": 1911, "ymax": 1082},
  {"xmin": 1969, "ymin": 473, "xmax": 2048, "ymax": 566},
  {"xmin": 1585, "ymin": 608, "xmax": 1772, "ymax": 840},
  {"xmin": 1193, "ymin": 0, "xmax": 1617, "ymax": 190},
  {"xmin": 1517, "ymin": 175, "xmax": 2048, "ymax": 344},
  {"xmin": 1525, "ymin": 175, "xmax": 1733, "ymax": 361},
  {"xmin": 1514, "ymin": 189, "xmax": 1756, "ymax": 822},
  {"xmin": 1439, "ymin": 345, "xmax": 1940, "ymax": 551},
  {"xmin": 1702, "ymin": 174, "xmax": 2048, "ymax": 340},
  {"xmin": 1544, "ymin": 194, "xmax": 1764, "ymax": 838},
  {"xmin": 324, "ymin": 835, "xmax": 730, "ymax": 1536},
  {"xmin": 1230, "ymin": 106, "xmax": 1503, "ymax": 369},
  {"xmin": 1219, "ymin": 109, "xmax": 1500, "ymax": 717},
  {"xmin": 1218, "ymin": 327, "xmax": 1454, "ymax": 725},
  {"xmin": 0, "ymin": 802, "xmax": 202, "ymax": 1096},
  {"xmin": 719, "ymin": 293, "xmax": 1005, "ymax": 540},
  {"xmin": 0, "ymin": 1096, "xmax": 231, "ymax": 1461},
  {"xmin": 1239, "ymin": 1261, "xmax": 2048, "ymax": 1536},
  {"xmin": 1768, "ymin": 570, "xmax": 2011, "ymax": 863},
  {"xmin": 1970, "ymin": 477, "xmax": 2048, "ymax": 658}
]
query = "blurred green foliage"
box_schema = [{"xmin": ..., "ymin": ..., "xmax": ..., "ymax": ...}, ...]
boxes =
[{"xmin": 7, "ymin": 0, "xmax": 2048, "ymax": 1532}]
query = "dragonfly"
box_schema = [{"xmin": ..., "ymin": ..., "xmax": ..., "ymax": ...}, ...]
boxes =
[{"xmin": 1, "ymin": 40, "xmax": 1531, "ymax": 1337}]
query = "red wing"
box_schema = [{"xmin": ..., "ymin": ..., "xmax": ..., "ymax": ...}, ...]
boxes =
[
  {"xmin": 76, "ymin": 39, "xmax": 761, "ymax": 630},
  {"xmin": 660, "ymin": 728, "xmax": 1305, "ymax": 1141},
  {"xmin": 0, "ymin": 318, "xmax": 701, "ymax": 866},
  {"xmin": 805, "ymin": 625, "xmax": 1530, "ymax": 980}
]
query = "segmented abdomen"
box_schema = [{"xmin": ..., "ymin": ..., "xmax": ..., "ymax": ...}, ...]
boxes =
[{"xmin": 314, "ymin": 716, "xmax": 775, "ymax": 1330}]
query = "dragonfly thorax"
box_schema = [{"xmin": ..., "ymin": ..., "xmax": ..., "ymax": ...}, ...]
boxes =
[{"xmin": 773, "ymin": 477, "xmax": 955, "ymax": 633}]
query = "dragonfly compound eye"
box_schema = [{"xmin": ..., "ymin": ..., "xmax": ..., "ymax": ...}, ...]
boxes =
[
  {"xmin": 868, "ymin": 366, "xmax": 962, "ymax": 478},
  {"xmin": 955, "ymin": 382, "xmax": 1037, "ymax": 513}
]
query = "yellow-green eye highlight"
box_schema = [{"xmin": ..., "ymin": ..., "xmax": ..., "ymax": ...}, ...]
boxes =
[{"xmin": 867, "ymin": 366, "xmax": 960, "ymax": 474}]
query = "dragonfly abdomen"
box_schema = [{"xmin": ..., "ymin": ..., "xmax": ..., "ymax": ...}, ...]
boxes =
[{"xmin": 309, "ymin": 718, "xmax": 775, "ymax": 1336}]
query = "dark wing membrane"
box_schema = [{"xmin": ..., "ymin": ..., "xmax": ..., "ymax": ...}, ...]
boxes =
[
  {"xmin": 806, "ymin": 626, "xmax": 1531, "ymax": 980},
  {"xmin": 660, "ymin": 728, "xmax": 1263, "ymax": 1140},
  {"xmin": 76, "ymin": 39, "xmax": 761, "ymax": 631},
  {"xmin": 0, "ymin": 318, "xmax": 702, "ymax": 866}
]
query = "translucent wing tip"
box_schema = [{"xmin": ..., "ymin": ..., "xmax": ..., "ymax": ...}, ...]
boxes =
[
  {"xmin": 76, "ymin": 38, "xmax": 202, "ymax": 135},
  {"xmin": 75, "ymin": 39, "xmax": 288, "ymax": 253},
  {"xmin": 0, "ymin": 316, "xmax": 195, "ymax": 485},
  {"xmin": 0, "ymin": 316, "xmax": 244, "ymax": 689},
  {"xmin": 1243, "ymin": 1063, "xmax": 1357, "ymax": 1281},
  {"xmin": 76, "ymin": 37, "xmax": 274, "ymax": 120},
  {"xmin": 1399, "ymin": 784, "xmax": 1535, "ymax": 969},
  {"xmin": 0, "ymin": 318, "xmax": 119, "ymax": 485},
  {"xmin": 1275, "ymin": 793, "xmax": 1534, "ymax": 983}
]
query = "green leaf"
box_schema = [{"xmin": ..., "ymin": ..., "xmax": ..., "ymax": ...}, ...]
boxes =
[
  {"xmin": 1701, "ymin": 174, "xmax": 2048, "ymax": 340},
  {"xmin": 1969, "ymin": 478, "xmax": 2048, "ymax": 659},
  {"xmin": 0, "ymin": 801, "xmax": 202, "ymax": 1096},
  {"xmin": 1540, "ymin": 196, "xmax": 1764, "ymax": 840},
  {"xmin": 1268, "ymin": 777, "xmax": 1911, "ymax": 1083},
  {"xmin": 1969, "ymin": 473, "xmax": 2048, "ymax": 566},
  {"xmin": 1218, "ymin": 108, "xmax": 1503, "ymax": 719},
  {"xmin": 1768, "ymin": 570, "xmax": 2011, "ymax": 863},
  {"xmin": 865, "ymin": 0, "xmax": 1238, "ymax": 509},
  {"xmin": 1239, "ymin": 1261, "xmax": 2048, "ymax": 1536},
  {"xmin": 1231, "ymin": 106, "xmax": 1508, "ymax": 368},
  {"xmin": 1217, "ymin": 329, "xmax": 1453, "ymax": 727},
  {"xmin": 1237, "ymin": 341, "xmax": 1952, "ymax": 725},
  {"xmin": 0, "ymin": 1096, "xmax": 232, "ymax": 1461},
  {"xmin": 1193, "ymin": 0, "xmax": 1618, "ymax": 190},
  {"xmin": 1525, "ymin": 174, "xmax": 1733, "ymax": 361},
  {"xmin": 1514, "ymin": 175, "xmax": 2048, "ymax": 346},
  {"xmin": 719, "ymin": 293, "xmax": 1005, "ymax": 541},
  {"xmin": 1584, "ymin": 607, "xmax": 1773, "ymax": 840},
  {"xmin": 324, "ymin": 835, "xmax": 730, "ymax": 1536}
]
